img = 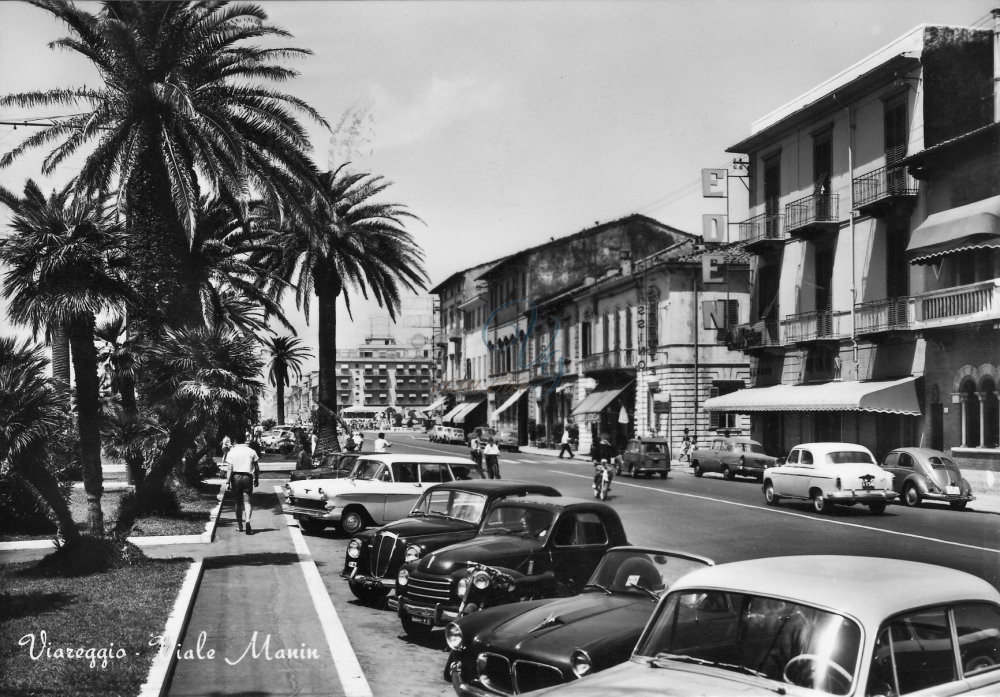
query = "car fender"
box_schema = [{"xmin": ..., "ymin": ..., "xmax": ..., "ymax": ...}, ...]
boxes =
[{"xmin": 903, "ymin": 473, "xmax": 931, "ymax": 496}]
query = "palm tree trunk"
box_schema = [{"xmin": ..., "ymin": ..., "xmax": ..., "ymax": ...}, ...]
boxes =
[
  {"xmin": 16, "ymin": 446, "xmax": 80, "ymax": 544},
  {"xmin": 68, "ymin": 313, "xmax": 104, "ymax": 538},
  {"xmin": 50, "ymin": 321, "xmax": 71, "ymax": 406},
  {"xmin": 316, "ymin": 287, "xmax": 341, "ymax": 453},
  {"xmin": 276, "ymin": 379, "xmax": 286, "ymax": 424},
  {"xmin": 118, "ymin": 374, "xmax": 144, "ymax": 486}
]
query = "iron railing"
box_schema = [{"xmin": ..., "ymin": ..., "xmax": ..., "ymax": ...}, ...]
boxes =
[
  {"xmin": 854, "ymin": 297, "xmax": 910, "ymax": 334},
  {"xmin": 782, "ymin": 310, "xmax": 849, "ymax": 342},
  {"xmin": 737, "ymin": 212, "xmax": 787, "ymax": 247},
  {"xmin": 913, "ymin": 280, "xmax": 1000, "ymax": 326},
  {"xmin": 727, "ymin": 319, "xmax": 782, "ymax": 350},
  {"xmin": 579, "ymin": 348, "xmax": 637, "ymax": 374},
  {"xmin": 785, "ymin": 193, "xmax": 839, "ymax": 233},
  {"xmin": 853, "ymin": 165, "xmax": 917, "ymax": 209}
]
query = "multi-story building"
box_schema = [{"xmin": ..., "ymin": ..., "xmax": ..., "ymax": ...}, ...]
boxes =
[{"xmin": 707, "ymin": 21, "xmax": 999, "ymax": 469}]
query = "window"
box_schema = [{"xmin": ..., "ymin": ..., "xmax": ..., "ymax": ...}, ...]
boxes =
[
  {"xmin": 800, "ymin": 450, "xmax": 814, "ymax": 465},
  {"xmin": 879, "ymin": 607, "xmax": 957, "ymax": 694},
  {"xmin": 392, "ymin": 462, "xmax": 419, "ymax": 483},
  {"xmin": 581, "ymin": 321, "xmax": 592, "ymax": 357},
  {"xmin": 954, "ymin": 603, "xmax": 1000, "ymax": 678},
  {"xmin": 552, "ymin": 512, "xmax": 609, "ymax": 547},
  {"xmin": 897, "ymin": 452, "xmax": 914, "ymax": 468},
  {"xmin": 419, "ymin": 463, "xmax": 450, "ymax": 483}
]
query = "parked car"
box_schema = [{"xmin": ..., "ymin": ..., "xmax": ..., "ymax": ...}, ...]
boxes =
[
  {"xmin": 281, "ymin": 454, "xmax": 484, "ymax": 535},
  {"xmin": 497, "ymin": 428, "xmax": 520, "ymax": 452},
  {"xmin": 441, "ymin": 426, "xmax": 466, "ymax": 444},
  {"xmin": 393, "ymin": 496, "xmax": 628, "ymax": 637},
  {"xmin": 290, "ymin": 452, "xmax": 358, "ymax": 482},
  {"xmin": 619, "ymin": 438, "xmax": 670, "ymax": 478},
  {"xmin": 691, "ymin": 435, "xmax": 777, "ymax": 481},
  {"xmin": 880, "ymin": 447, "xmax": 975, "ymax": 510},
  {"xmin": 763, "ymin": 442, "xmax": 898, "ymax": 514},
  {"xmin": 429, "ymin": 425, "xmax": 448, "ymax": 443},
  {"xmin": 524, "ymin": 555, "xmax": 1000, "ymax": 697},
  {"xmin": 262, "ymin": 427, "xmax": 299, "ymax": 454},
  {"xmin": 467, "ymin": 426, "xmax": 498, "ymax": 445},
  {"xmin": 446, "ymin": 546, "xmax": 713, "ymax": 695},
  {"xmin": 342, "ymin": 480, "xmax": 560, "ymax": 605}
]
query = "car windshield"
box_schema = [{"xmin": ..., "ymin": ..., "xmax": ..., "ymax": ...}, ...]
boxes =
[
  {"xmin": 352, "ymin": 459, "xmax": 383, "ymax": 481},
  {"xmin": 411, "ymin": 490, "xmax": 487, "ymax": 522},
  {"xmin": 586, "ymin": 550, "xmax": 708, "ymax": 597},
  {"xmin": 825, "ymin": 451, "xmax": 875, "ymax": 465},
  {"xmin": 926, "ymin": 455, "xmax": 957, "ymax": 469},
  {"xmin": 643, "ymin": 443, "xmax": 667, "ymax": 453},
  {"xmin": 743, "ymin": 443, "xmax": 766, "ymax": 454},
  {"xmin": 635, "ymin": 590, "xmax": 862, "ymax": 695},
  {"xmin": 480, "ymin": 505, "xmax": 555, "ymax": 538}
]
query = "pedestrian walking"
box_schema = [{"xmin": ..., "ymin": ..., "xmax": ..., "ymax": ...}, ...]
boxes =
[
  {"xmin": 483, "ymin": 437, "xmax": 501, "ymax": 479},
  {"xmin": 558, "ymin": 428, "xmax": 575, "ymax": 459},
  {"xmin": 310, "ymin": 430, "xmax": 318, "ymax": 456},
  {"xmin": 224, "ymin": 430, "xmax": 260, "ymax": 534},
  {"xmin": 469, "ymin": 434, "xmax": 483, "ymax": 466},
  {"xmin": 374, "ymin": 432, "xmax": 392, "ymax": 453},
  {"xmin": 220, "ymin": 434, "xmax": 232, "ymax": 457}
]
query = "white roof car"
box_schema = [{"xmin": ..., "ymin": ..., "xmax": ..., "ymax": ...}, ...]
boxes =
[
  {"xmin": 282, "ymin": 454, "xmax": 483, "ymax": 536},
  {"xmin": 529, "ymin": 556, "xmax": 1000, "ymax": 697}
]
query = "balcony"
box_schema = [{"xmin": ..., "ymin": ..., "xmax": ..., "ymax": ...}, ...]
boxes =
[
  {"xmin": 579, "ymin": 348, "xmax": 637, "ymax": 375},
  {"xmin": 853, "ymin": 164, "xmax": 917, "ymax": 218},
  {"xmin": 727, "ymin": 320, "xmax": 782, "ymax": 351},
  {"xmin": 737, "ymin": 212, "xmax": 787, "ymax": 254},
  {"xmin": 433, "ymin": 330, "xmax": 448, "ymax": 347},
  {"xmin": 784, "ymin": 193, "xmax": 839, "ymax": 238},
  {"xmin": 781, "ymin": 310, "xmax": 848, "ymax": 343},
  {"xmin": 854, "ymin": 297, "xmax": 910, "ymax": 335},
  {"xmin": 912, "ymin": 279, "xmax": 1000, "ymax": 330}
]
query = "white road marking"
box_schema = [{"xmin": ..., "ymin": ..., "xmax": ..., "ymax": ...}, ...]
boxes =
[
  {"xmin": 551, "ymin": 472, "xmax": 1000, "ymax": 555},
  {"xmin": 274, "ymin": 486, "xmax": 373, "ymax": 697}
]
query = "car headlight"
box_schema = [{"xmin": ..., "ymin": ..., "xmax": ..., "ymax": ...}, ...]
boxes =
[
  {"xmin": 397, "ymin": 568, "xmax": 409, "ymax": 586},
  {"xmin": 347, "ymin": 539, "xmax": 361, "ymax": 559},
  {"xmin": 570, "ymin": 649, "xmax": 592, "ymax": 678},
  {"xmin": 444, "ymin": 622, "xmax": 464, "ymax": 651},
  {"xmin": 457, "ymin": 576, "xmax": 470, "ymax": 597},
  {"xmin": 404, "ymin": 545, "xmax": 421, "ymax": 562},
  {"xmin": 471, "ymin": 570, "xmax": 491, "ymax": 590}
]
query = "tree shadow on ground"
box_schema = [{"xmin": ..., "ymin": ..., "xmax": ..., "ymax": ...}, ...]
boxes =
[
  {"xmin": 0, "ymin": 590, "xmax": 74, "ymax": 622},
  {"xmin": 203, "ymin": 552, "xmax": 300, "ymax": 570}
]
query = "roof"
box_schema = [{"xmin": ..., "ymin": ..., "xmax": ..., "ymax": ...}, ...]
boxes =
[
  {"xmin": 429, "ymin": 257, "xmax": 510, "ymax": 295},
  {"xmin": 672, "ymin": 556, "xmax": 1000, "ymax": 628},
  {"xmin": 702, "ymin": 377, "xmax": 921, "ymax": 416},
  {"xmin": 674, "ymin": 241, "xmax": 751, "ymax": 265},
  {"xmin": 493, "ymin": 495, "xmax": 614, "ymax": 510},
  {"xmin": 898, "ymin": 121, "xmax": 1000, "ymax": 169},
  {"xmin": 789, "ymin": 442, "xmax": 874, "ymax": 453},
  {"xmin": 425, "ymin": 480, "xmax": 559, "ymax": 495},
  {"xmin": 354, "ymin": 453, "xmax": 477, "ymax": 465}
]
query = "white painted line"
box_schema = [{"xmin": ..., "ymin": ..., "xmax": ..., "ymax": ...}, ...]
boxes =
[
  {"xmin": 0, "ymin": 539, "xmax": 55, "ymax": 551},
  {"xmin": 274, "ymin": 486, "xmax": 373, "ymax": 697},
  {"xmin": 138, "ymin": 560, "xmax": 203, "ymax": 697},
  {"xmin": 552, "ymin": 471, "xmax": 1000, "ymax": 556}
]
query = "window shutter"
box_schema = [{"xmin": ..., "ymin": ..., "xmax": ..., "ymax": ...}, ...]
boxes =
[{"xmin": 708, "ymin": 386, "xmax": 720, "ymax": 430}]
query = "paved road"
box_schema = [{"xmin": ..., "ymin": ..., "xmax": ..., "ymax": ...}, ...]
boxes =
[{"xmin": 291, "ymin": 431, "xmax": 1000, "ymax": 697}]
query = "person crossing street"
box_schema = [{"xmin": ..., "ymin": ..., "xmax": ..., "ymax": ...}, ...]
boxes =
[
  {"xmin": 483, "ymin": 437, "xmax": 501, "ymax": 479},
  {"xmin": 558, "ymin": 427, "xmax": 575, "ymax": 458}
]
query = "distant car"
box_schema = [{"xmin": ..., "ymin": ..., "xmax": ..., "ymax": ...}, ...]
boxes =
[
  {"xmin": 262, "ymin": 427, "xmax": 299, "ymax": 454},
  {"xmin": 880, "ymin": 447, "xmax": 975, "ymax": 510},
  {"xmin": 691, "ymin": 435, "xmax": 777, "ymax": 481},
  {"xmin": 620, "ymin": 438, "xmax": 670, "ymax": 478},
  {"xmin": 467, "ymin": 426, "xmax": 498, "ymax": 445},
  {"xmin": 442, "ymin": 426, "xmax": 466, "ymax": 444},
  {"xmin": 497, "ymin": 428, "xmax": 520, "ymax": 452},
  {"xmin": 524, "ymin": 556, "xmax": 1000, "ymax": 697},
  {"xmin": 282, "ymin": 454, "xmax": 485, "ymax": 535},
  {"xmin": 430, "ymin": 425, "xmax": 448, "ymax": 443},
  {"xmin": 446, "ymin": 546, "xmax": 713, "ymax": 695},
  {"xmin": 290, "ymin": 452, "xmax": 358, "ymax": 482},
  {"xmin": 763, "ymin": 442, "xmax": 897, "ymax": 514},
  {"xmin": 342, "ymin": 480, "xmax": 560, "ymax": 605}
]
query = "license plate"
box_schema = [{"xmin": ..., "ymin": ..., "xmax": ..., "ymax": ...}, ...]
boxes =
[
  {"xmin": 861, "ymin": 482, "xmax": 874, "ymax": 490},
  {"xmin": 410, "ymin": 616, "xmax": 432, "ymax": 625},
  {"xmin": 946, "ymin": 486, "xmax": 960, "ymax": 495}
]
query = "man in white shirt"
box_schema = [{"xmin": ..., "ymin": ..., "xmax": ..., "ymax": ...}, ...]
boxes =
[
  {"xmin": 483, "ymin": 438, "xmax": 501, "ymax": 479},
  {"xmin": 374, "ymin": 432, "xmax": 392, "ymax": 453},
  {"xmin": 224, "ymin": 430, "xmax": 260, "ymax": 534},
  {"xmin": 558, "ymin": 428, "xmax": 575, "ymax": 459}
]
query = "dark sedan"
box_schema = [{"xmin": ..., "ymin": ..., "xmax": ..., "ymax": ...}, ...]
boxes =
[
  {"xmin": 446, "ymin": 546, "xmax": 713, "ymax": 696},
  {"xmin": 342, "ymin": 480, "xmax": 560, "ymax": 605},
  {"xmin": 289, "ymin": 452, "xmax": 358, "ymax": 482},
  {"xmin": 880, "ymin": 447, "xmax": 975, "ymax": 510}
]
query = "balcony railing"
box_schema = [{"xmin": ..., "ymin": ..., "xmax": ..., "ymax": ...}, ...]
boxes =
[
  {"xmin": 737, "ymin": 212, "xmax": 787, "ymax": 251},
  {"xmin": 579, "ymin": 348, "xmax": 637, "ymax": 374},
  {"xmin": 913, "ymin": 279, "xmax": 1000, "ymax": 328},
  {"xmin": 781, "ymin": 310, "xmax": 849, "ymax": 343},
  {"xmin": 784, "ymin": 193, "xmax": 839, "ymax": 236},
  {"xmin": 854, "ymin": 297, "xmax": 910, "ymax": 334},
  {"xmin": 853, "ymin": 164, "xmax": 917, "ymax": 214},
  {"xmin": 727, "ymin": 320, "xmax": 782, "ymax": 350}
]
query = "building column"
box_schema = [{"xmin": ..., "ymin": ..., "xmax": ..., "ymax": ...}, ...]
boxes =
[
  {"xmin": 979, "ymin": 391, "xmax": 987, "ymax": 448},
  {"xmin": 996, "ymin": 391, "xmax": 1000, "ymax": 449},
  {"xmin": 960, "ymin": 394, "xmax": 969, "ymax": 447}
]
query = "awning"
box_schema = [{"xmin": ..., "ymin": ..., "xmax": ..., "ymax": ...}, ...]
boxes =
[
  {"xmin": 426, "ymin": 396, "xmax": 449, "ymax": 412},
  {"xmin": 906, "ymin": 195, "xmax": 1000, "ymax": 264},
  {"xmin": 452, "ymin": 399, "xmax": 485, "ymax": 424},
  {"xmin": 571, "ymin": 385, "xmax": 630, "ymax": 418},
  {"xmin": 493, "ymin": 389, "xmax": 527, "ymax": 418},
  {"xmin": 702, "ymin": 377, "xmax": 921, "ymax": 415},
  {"xmin": 441, "ymin": 403, "xmax": 467, "ymax": 422}
]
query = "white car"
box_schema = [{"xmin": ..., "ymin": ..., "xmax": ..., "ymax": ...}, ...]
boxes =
[
  {"xmin": 527, "ymin": 556, "xmax": 1000, "ymax": 697},
  {"xmin": 281, "ymin": 454, "xmax": 483, "ymax": 535},
  {"xmin": 763, "ymin": 442, "xmax": 897, "ymax": 514}
]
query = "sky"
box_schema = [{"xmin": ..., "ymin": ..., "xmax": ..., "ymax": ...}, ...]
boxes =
[{"xmin": 0, "ymin": 0, "xmax": 996, "ymax": 378}]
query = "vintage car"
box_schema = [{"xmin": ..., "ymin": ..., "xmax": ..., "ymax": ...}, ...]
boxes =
[
  {"xmin": 619, "ymin": 438, "xmax": 670, "ymax": 478},
  {"xmin": 281, "ymin": 454, "xmax": 484, "ymax": 535},
  {"xmin": 429, "ymin": 424, "xmax": 449, "ymax": 443},
  {"xmin": 497, "ymin": 428, "xmax": 520, "ymax": 452},
  {"xmin": 762, "ymin": 442, "xmax": 897, "ymax": 514},
  {"xmin": 341, "ymin": 480, "xmax": 560, "ymax": 605},
  {"xmin": 524, "ymin": 556, "xmax": 1000, "ymax": 697},
  {"xmin": 441, "ymin": 426, "xmax": 467, "ymax": 444},
  {"xmin": 392, "ymin": 496, "xmax": 628, "ymax": 637},
  {"xmin": 691, "ymin": 435, "xmax": 777, "ymax": 481},
  {"xmin": 880, "ymin": 447, "xmax": 976, "ymax": 510},
  {"xmin": 289, "ymin": 452, "xmax": 358, "ymax": 482},
  {"xmin": 261, "ymin": 427, "xmax": 300, "ymax": 454},
  {"xmin": 467, "ymin": 426, "xmax": 498, "ymax": 445},
  {"xmin": 446, "ymin": 546, "xmax": 713, "ymax": 695}
]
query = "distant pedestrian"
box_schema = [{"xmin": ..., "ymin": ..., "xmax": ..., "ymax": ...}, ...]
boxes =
[
  {"xmin": 224, "ymin": 430, "xmax": 260, "ymax": 534},
  {"xmin": 469, "ymin": 434, "xmax": 483, "ymax": 466},
  {"xmin": 483, "ymin": 438, "xmax": 501, "ymax": 479},
  {"xmin": 310, "ymin": 431, "xmax": 318, "ymax": 456},
  {"xmin": 374, "ymin": 432, "xmax": 392, "ymax": 453},
  {"xmin": 558, "ymin": 428, "xmax": 575, "ymax": 459},
  {"xmin": 221, "ymin": 434, "xmax": 232, "ymax": 457}
]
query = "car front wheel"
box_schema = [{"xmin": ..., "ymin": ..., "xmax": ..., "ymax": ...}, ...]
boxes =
[
  {"xmin": 763, "ymin": 481, "xmax": 780, "ymax": 506},
  {"xmin": 692, "ymin": 462, "xmax": 703, "ymax": 477},
  {"xmin": 340, "ymin": 509, "xmax": 366, "ymax": 536},
  {"xmin": 812, "ymin": 491, "xmax": 832, "ymax": 515},
  {"xmin": 723, "ymin": 466, "xmax": 734, "ymax": 481},
  {"xmin": 869, "ymin": 501, "xmax": 887, "ymax": 515}
]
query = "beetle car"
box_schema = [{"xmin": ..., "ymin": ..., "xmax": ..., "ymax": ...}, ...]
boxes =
[
  {"xmin": 880, "ymin": 447, "xmax": 976, "ymax": 511},
  {"xmin": 446, "ymin": 546, "xmax": 713, "ymax": 695},
  {"xmin": 392, "ymin": 496, "xmax": 628, "ymax": 637},
  {"xmin": 763, "ymin": 442, "xmax": 897, "ymax": 514},
  {"xmin": 342, "ymin": 480, "xmax": 560, "ymax": 605},
  {"xmin": 282, "ymin": 454, "xmax": 484, "ymax": 535},
  {"xmin": 525, "ymin": 555, "xmax": 1000, "ymax": 697},
  {"xmin": 289, "ymin": 452, "xmax": 358, "ymax": 482},
  {"xmin": 619, "ymin": 438, "xmax": 671, "ymax": 478},
  {"xmin": 691, "ymin": 435, "xmax": 777, "ymax": 481}
]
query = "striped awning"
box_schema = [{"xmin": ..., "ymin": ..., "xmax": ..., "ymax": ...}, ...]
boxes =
[
  {"xmin": 702, "ymin": 377, "xmax": 920, "ymax": 415},
  {"xmin": 571, "ymin": 385, "xmax": 630, "ymax": 418},
  {"xmin": 492, "ymin": 389, "xmax": 527, "ymax": 419},
  {"xmin": 906, "ymin": 195, "xmax": 1000, "ymax": 264},
  {"xmin": 426, "ymin": 395, "xmax": 449, "ymax": 412}
]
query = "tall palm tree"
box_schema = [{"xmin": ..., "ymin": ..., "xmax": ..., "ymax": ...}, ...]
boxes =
[
  {"xmin": 264, "ymin": 335, "xmax": 312, "ymax": 425},
  {"xmin": 0, "ymin": 338, "xmax": 79, "ymax": 543},
  {"xmin": 0, "ymin": 1, "xmax": 327, "ymax": 330},
  {"xmin": 95, "ymin": 315, "xmax": 144, "ymax": 484},
  {"xmin": 0, "ymin": 180, "xmax": 129, "ymax": 537},
  {"xmin": 278, "ymin": 167, "xmax": 427, "ymax": 452}
]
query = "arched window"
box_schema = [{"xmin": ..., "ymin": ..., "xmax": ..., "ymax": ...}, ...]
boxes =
[{"xmin": 961, "ymin": 379, "xmax": 980, "ymax": 448}]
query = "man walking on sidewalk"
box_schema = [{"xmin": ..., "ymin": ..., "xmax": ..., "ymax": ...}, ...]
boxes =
[
  {"xmin": 558, "ymin": 428, "xmax": 575, "ymax": 459},
  {"xmin": 224, "ymin": 430, "xmax": 260, "ymax": 534}
]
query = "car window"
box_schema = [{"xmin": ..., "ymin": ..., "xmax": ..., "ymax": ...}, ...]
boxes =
[
  {"xmin": 878, "ymin": 607, "xmax": 957, "ymax": 694},
  {"xmin": 897, "ymin": 453, "xmax": 914, "ymax": 468},
  {"xmin": 644, "ymin": 443, "xmax": 665, "ymax": 453},
  {"xmin": 712, "ymin": 440, "xmax": 723, "ymax": 450},
  {"xmin": 800, "ymin": 450, "xmax": 814, "ymax": 465},
  {"xmin": 747, "ymin": 443, "xmax": 765, "ymax": 454},
  {"xmin": 481, "ymin": 505, "xmax": 554, "ymax": 538},
  {"xmin": 552, "ymin": 511, "xmax": 609, "ymax": 547},
  {"xmin": 449, "ymin": 465, "xmax": 483, "ymax": 480},
  {"xmin": 927, "ymin": 455, "xmax": 957, "ymax": 470},
  {"xmin": 352, "ymin": 459, "xmax": 383, "ymax": 480},
  {"xmin": 882, "ymin": 452, "xmax": 899, "ymax": 467},
  {"xmin": 826, "ymin": 451, "xmax": 876, "ymax": 465},
  {"xmin": 786, "ymin": 449, "xmax": 800, "ymax": 464},
  {"xmin": 392, "ymin": 462, "xmax": 418, "ymax": 483},
  {"xmin": 953, "ymin": 602, "xmax": 1000, "ymax": 678},
  {"xmin": 419, "ymin": 464, "xmax": 448, "ymax": 483},
  {"xmin": 587, "ymin": 549, "xmax": 708, "ymax": 596},
  {"xmin": 413, "ymin": 490, "xmax": 487, "ymax": 522}
]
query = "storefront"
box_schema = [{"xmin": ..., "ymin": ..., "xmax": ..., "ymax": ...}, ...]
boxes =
[{"xmin": 570, "ymin": 382, "xmax": 635, "ymax": 455}]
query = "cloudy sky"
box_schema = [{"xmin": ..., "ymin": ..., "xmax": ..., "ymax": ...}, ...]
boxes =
[{"xmin": 0, "ymin": 0, "xmax": 995, "ymax": 374}]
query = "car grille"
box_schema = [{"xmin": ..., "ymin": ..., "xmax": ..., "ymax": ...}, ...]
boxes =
[
  {"xmin": 477, "ymin": 653, "xmax": 514, "ymax": 695},
  {"xmin": 513, "ymin": 660, "xmax": 565, "ymax": 693},
  {"xmin": 405, "ymin": 574, "xmax": 452, "ymax": 605},
  {"xmin": 287, "ymin": 496, "xmax": 327, "ymax": 511},
  {"xmin": 371, "ymin": 532, "xmax": 404, "ymax": 579}
]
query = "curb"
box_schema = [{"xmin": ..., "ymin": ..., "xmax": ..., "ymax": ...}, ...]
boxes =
[{"xmin": 137, "ymin": 559, "xmax": 204, "ymax": 697}]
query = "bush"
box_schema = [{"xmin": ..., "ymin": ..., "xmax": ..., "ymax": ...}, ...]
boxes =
[
  {"xmin": 34, "ymin": 535, "xmax": 148, "ymax": 576},
  {"xmin": 0, "ymin": 471, "xmax": 67, "ymax": 536},
  {"xmin": 115, "ymin": 486, "xmax": 179, "ymax": 519}
]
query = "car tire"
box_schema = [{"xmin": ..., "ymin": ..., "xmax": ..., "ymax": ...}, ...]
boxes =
[
  {"xmin": 299, "ymin": 518, "xmax": 327, "ymax": 535},
  {"xmin": 723, "ymin": 466, "xmax": 735, "ymax": 481},
  {"xmin": 950, "ymin": 500, "xmax": 968, "ymax": 511},
  {"xmin": 869, "ymin": 501, "xmax": 887, "ymax": 515},
  {"xmin": 616, "ymin": 462, "xmax": 622, "ymax": 476},
  {"xmin": 400, "ymin": 611, "xmax": 433, "ymax": 638},
  {"xmin": 340, "ymin": 509, "xmax": 366, "ymax": 536},
  {"xmin": 659, "ymin": 471, "xmax": 668, "ymax": 479},
  {"xmin": 902, "ymin": 483, "xmax": 922, "ymax": 507},
  {"xmin": 763, "ymin": 480, "xmax": 780, "ymax": 506},
  {"xmin": 692, "ymin": 462, "xmax": 703, "ymax": 478},
  {"xmin": 812, "ymin": 491, "xmax": 832, "ymax": 515},
  {"xmin": 349, "ymin": 582, "xmax": 390, "ymax": 606}
]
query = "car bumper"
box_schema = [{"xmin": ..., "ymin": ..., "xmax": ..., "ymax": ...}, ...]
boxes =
[
  {"xmin": 451, "ymin": 661, "xmax": 505, "ymax": 697},
  {"xmin": 396, "ymin": 598, "xmax": 460, "ymax": 627},
  {"xmin": 826, "ymin": 490, "xmax": 898, "ymax": 503},
  {"xmin": 282, "ymin": 503, "xmax": 340, "ymax": 521},
  {"xmin": 921, "ymin": 491, "xmax": 975, "ymax": 503},
  {"xmin": 342, "ymin": 570, "xmax": 396, "ymax": 589}
]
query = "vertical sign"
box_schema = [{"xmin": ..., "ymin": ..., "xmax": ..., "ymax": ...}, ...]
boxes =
[
  {"xmin": 702, "ymin": 214, "xmax": 727, "ymax": 244},
  {"xmin": 702, "ymin": 255, "xmax": 725, "ymax": 284},
  {"xmin": 701, "ymin": 168, "xmax": 727, "ymax": 198}
]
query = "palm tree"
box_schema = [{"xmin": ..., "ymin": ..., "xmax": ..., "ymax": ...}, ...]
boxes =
[
  {"xmin": 278, "ymin": 167, "xmax": 427, "ymax": 452},
  {"xmin": 95, "ymin": 315, "xmax": 144, "ymax": 484},
  {"xmin": 0, "ymin": 180, "xmax": 129, "ymax": 537},
  {"xmin": 264, "ymin": 335, "xmax": 312, "ymax": 425},
  {"xmin": 0, "ymin": 338, "xmax": 79, "ymax": 543},
  {"xmin": 1, "ymin": 1, "xmax": 326, "ymax": 330}
]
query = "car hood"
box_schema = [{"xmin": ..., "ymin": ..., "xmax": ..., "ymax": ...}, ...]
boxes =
[
  {"xmin": 414, "ymin": 535, "xmax": 542, "ymax": 576},
  {"xmin": 376, "ymin": 516, "xmax": 476, "ymax": 540},
  {"xmin": 287, "ymin": 478, "xmax": 377, "ymax": 498}
]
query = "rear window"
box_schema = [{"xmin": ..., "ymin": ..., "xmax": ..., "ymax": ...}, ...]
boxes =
[{"xmin": 826, "ymin": 451, "xmax": 875, "ymax": 465}]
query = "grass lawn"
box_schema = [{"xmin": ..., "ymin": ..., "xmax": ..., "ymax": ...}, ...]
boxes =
[{"xmin": 0, "ymin": 558, "xmax": 191, "ymax": 697}]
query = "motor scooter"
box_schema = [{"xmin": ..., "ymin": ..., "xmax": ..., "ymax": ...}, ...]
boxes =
[{"xmin": 593, "ymin": 462, "xmax": 614, "ymax": 500}]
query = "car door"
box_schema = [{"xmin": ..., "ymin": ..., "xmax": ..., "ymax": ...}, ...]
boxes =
[
  {"xmin": 772, "ymin": 448, "xmax": 801, "ymax": 496},
  {"xmin": 880, "ymin": 451, "xmax": 907, "ymax": 491},
  {"xmin": 381, "ymin": 462, "xmax": 421, "ymax": 522},
  {"xmin": 706, "ymin": 439, "xmax": 725, "ymax": 472},
  {"xmin": 548, "ymin": 510, "xmax": 613, "ymax": 593},
  {"xmin": 718, "ymin": 440, "xmax": 738, "ymax": 469},
  {"xmin": 623, "ymin": 441, "xmax": 638, "ymax": 471}
]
